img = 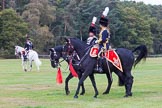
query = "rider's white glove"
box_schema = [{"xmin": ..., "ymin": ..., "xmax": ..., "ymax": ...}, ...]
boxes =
[{"xmin": 95, "ymin": 40, "xmax": 98, "ymax": 44}]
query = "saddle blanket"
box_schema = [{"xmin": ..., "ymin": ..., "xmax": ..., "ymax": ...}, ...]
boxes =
[{"xmin": 90, "ymin": 47, "xmax": 123, "ymax": 72}]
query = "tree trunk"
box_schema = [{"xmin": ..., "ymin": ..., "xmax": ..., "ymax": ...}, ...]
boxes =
[{"xmin": 2, "ymin": 0, "xmax": 5, "ymax": 10}]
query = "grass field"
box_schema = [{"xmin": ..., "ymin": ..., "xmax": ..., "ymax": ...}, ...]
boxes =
[{"xmin": 0, "ymin": 58, "xmax": 162, "ymax": 108}]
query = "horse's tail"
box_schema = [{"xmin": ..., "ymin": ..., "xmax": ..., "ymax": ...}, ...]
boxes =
[
  {"xmin": 132, "ymin": 45, "xmax": 147, "ymax": 67},
  {"xmin": 33, "ymin": 51, "xmax": 42, "ymax": 66},
  {"xmin": 35, "ymin": 57, "xmax": 42, "ymax": 66}
]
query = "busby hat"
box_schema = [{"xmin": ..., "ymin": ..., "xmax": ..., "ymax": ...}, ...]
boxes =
[
  {"xmin": 99, "ymin": 7, "xmax": 109, "ymax": 27},
  {"xmin": 89, "ymin": 17, "xmax": 97, "ymax": 35},
  {"xmin": 26, "ymin": 34, "xmax": 29, "ymax": 39}
]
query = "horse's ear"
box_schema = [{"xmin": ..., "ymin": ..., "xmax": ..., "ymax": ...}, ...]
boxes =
[
  {"xmin": 64, "ymin": 37, "xmax": 69, "ymax": 43},
  {"xmin": 49, "ymin": 48, "xmax": 54, "ymax": 52}
]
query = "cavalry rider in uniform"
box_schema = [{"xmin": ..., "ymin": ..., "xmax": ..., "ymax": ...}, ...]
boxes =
[
  {"xmin": 23, "ymin": 36, "xmax": 33, "ymax": 60},
  {"xmin": 25, "ymin": 38, "xmax": 33, "ymax": 51},
  {"xmin": 87, "ymin": 17, "xmax": 98, "ymax": 45},
  {"xmin": 95, "ymin": 7, "xmax": 110, "ymax": 72}
]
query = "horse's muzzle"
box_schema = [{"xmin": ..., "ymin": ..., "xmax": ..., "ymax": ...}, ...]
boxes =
[{"xmin": 51, "ymin": 61, "xmax": 58, "ymax": 68}]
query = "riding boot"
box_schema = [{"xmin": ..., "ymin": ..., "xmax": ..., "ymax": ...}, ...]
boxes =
[
  {"xmin": 23, "ymin": 54, "xmax": 27, "ymax": 61},
  {"xmin": 98, "ymin": 58, "xmax": 103, "ymax": 73},
  {"xmin": 94, "ymin": 63, "xmax": 99, "ymax": 72}
]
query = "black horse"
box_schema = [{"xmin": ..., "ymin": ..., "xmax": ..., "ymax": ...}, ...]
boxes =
[
  {"xmin": 63, "ymin": 37, "xmax": 147, "ymax": 98},
  {"xmin": 49, "ymin": 45, "xmax": 86, "ymax": 95},
  {"xmin": 49, "ymin": 45, "xmax": 120, "ymax": 96}
]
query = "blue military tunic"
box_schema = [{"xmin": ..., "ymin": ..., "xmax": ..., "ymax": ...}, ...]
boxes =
[
  {"xmin": 87, "ymin": 36, "xmax": 98, "ymax": 45},
  {"xmin": 24, "ymin": 41, "xmax": 33, "ymax": 51},
  {"xmin": 97, "ymin": 28, "xmax": 110, "ymax": 51}
]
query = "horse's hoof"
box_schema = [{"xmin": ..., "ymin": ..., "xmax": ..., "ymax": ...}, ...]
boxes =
[
  {"xmin": 93, "ymin": 95, "xmax": 97, "ymax": 98},
  {"xmin": 80, "ymin": 92, "xmax": 85, "ymax": 95},
  {"xmin": 103, "ymin": 91, "xmax": 109, "ymax": 95},
  {"xmin": 124, "ymin": 93, "xmax": 132, "ymax": 98},
  {"xmin": 66, "ymin": 91, "xmax": 70, "ymax": 95},
  {"xmin": 74, "ymin": 95, "xmax": 78, "ymax": 99},
  {"xmin": 24, "ymin": 69, "xmax": 27, "ymax": 72}
]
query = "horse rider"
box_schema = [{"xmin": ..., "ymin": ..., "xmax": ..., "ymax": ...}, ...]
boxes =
[
  {"xmin": 23, "ymin": 37, "xmax": 33, "ymax": 60},
  {"xmin": 87, "ymin": 17, "xmax": 98, "ymax": 45},
  {"xmin": 95, "ymin": 7, "xmax": 110, "ymax": 72}
]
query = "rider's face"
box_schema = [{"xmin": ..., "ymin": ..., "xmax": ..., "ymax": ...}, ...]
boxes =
[
  {"xmin": 89, "ymin": 32, "xmax": 94, "ymax": 37},
  {"xmin": 100, "ymin": 24, "xmax": 102, "ymax": 29}
]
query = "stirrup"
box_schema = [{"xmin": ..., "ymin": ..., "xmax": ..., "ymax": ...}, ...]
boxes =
[
  {"xmin": 94, "ymin": 67, "xmax": 99, "ymax": 72},
  {"xmin": 98, "ymin": 67, "xmax": 103, "ymax": 73}
]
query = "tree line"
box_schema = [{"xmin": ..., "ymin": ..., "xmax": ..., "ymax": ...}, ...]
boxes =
[{"xmin": 0, "ymin": 0, "xmax": 162, "ymax": 57}]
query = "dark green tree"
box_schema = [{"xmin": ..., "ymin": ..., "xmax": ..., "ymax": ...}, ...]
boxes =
[{"xmin": 0, "ymin": 9, "xmax": 28, "ymax": 56}]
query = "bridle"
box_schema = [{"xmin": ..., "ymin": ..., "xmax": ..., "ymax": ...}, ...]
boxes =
[
  {"xmin": 62, "ymin": 39, "xmax": 80, "ymax": 62},
  {"xmin": 63, "ymin": 39, "xmax": 93, "ymax": 66},
  {"xmin": 49, "ymin": 48, "xmax": 65, "ymax": 66},
  {"xmin": 63, "ymin": 39, "xmax": 75, "ymax": 56},
  {"xmin": 49, "ymin": 48, "xmax": 57, "ymax": 62},
  {"xmin": 15, "ymin": 47, "xmax": 22, "ymax": 57}
]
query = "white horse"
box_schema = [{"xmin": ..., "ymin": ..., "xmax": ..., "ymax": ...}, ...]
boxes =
[{"xmin": 15, "ymin": 45, "xmax": 42, "ymax": 71}]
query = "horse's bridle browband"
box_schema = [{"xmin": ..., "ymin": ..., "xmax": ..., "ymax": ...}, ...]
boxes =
[
  {"xmin": 49, "ymin": 47, "xmax": 65, "ymax": 66},
  {"xmin": 62, "ymin": 39, "xmax": 81, "ymax": 62},
  {"xmin": 63, "ymin": 39, "xmax": 95, "ymax": 66},
  {"xmin": 49, "ymin": 48, "xmax": 57, "ymax": 62},
  {"xmin": 65, "ymin": 39, "xmax": 75, "ymax": 55}
]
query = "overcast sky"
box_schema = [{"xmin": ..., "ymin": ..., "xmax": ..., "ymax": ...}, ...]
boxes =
[{"xmin": 121, "ymin": 0, "xmax": 162, "ymax": 5}]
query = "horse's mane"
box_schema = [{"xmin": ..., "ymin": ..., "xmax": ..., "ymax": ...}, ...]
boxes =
[
  {"xmin": 67, "ymin": 37, "xmax": 89, "ymax": 58},
  {"xmin": 59, "ymin": 36, "xmax": 87, "ymax": 46},
  {"xmin": 15, "ymin": 45, "xmax": 24, "ymax": 50},
  {"xmin": 54, "ymin": 45, "xmax": 63, "ymax": 52},
  {"xmin": 69, "ymin": 37, "xmax": 88, "ymax": 49},
  {"xmin": 15, "ymin": 45, "xmax": 23, "ymax": 48}
]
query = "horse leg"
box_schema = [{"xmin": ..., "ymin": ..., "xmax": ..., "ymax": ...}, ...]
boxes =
[
  {"xmin": 78, "ymin": 72, "xmax": 85, "ymax": 95},
  {"xmin": 80, "ymin": 83, "xmax": 85, "ymax": 95},
  {"xmin": 65, "ymin": 72, "xmax": 85, "ymax": 96},
  {"xmin": 103, "ymin": 73, "xmax": 113, "ymax": 94},
  {"xmin": 74, "ymin": 71, "xmax": 89, "ymax": 98},
  {"xmin": 37, "ymin": 66, "xmax": 40, "ymax": 71},
  {"xmin": 29, "ymin": 60, "xmax": 32, "ymax": 71},
  {"xmin": 23, "ymin": 60, "xmax": 28, "ymax": 72},
  {"xmin": 22, "ymin": 59, "xmax": 25, "ymax": 71},
  {"xmin": 114, "ymin": 70, "xmax": 125, "ymax": 86},
  {"xmin": 89, "ymin": 74, "xmax": 99, "ymax": 98},
  {"xmin": 118, "ymin": 76, "xmax": 125, "ymax": 86},
  {"xmin": 124, "ymin": 71, "xmax": 134, "ymax": 97},
  {"xmin": 65, "ymin": 73, "xmax": 73, "ymax": 95},
  {"xmin": 24, "ymin": 61, "xmax": 28, "ymax": 71}
]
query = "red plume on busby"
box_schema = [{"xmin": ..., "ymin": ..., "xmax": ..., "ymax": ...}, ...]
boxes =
[
  {"xmin": 99, "ymin": 7, "xmax": 109, "ymax": 27},
  {"xmin": 26, "ymin": 34, "xmax": 30, "ymax": 41},
  {"xmin": 89, "ymin": 17, "xmax": 97, "ymax": 35}
]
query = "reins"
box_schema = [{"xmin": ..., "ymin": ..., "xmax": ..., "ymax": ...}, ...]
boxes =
[
  {"xmin": 63, "ymin": 39, "xmax": 93, "ymax": 66},
  {"xmin": 84, "ymin": 44, "xmax": 94, "ymax": 51},
  {"xmin": 58, "ymin": 59, "xmax": 65, "ymax": 66},
  {"xmin": 76, "ymin": 48, "xmax": 91, "ymax": 66}
]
